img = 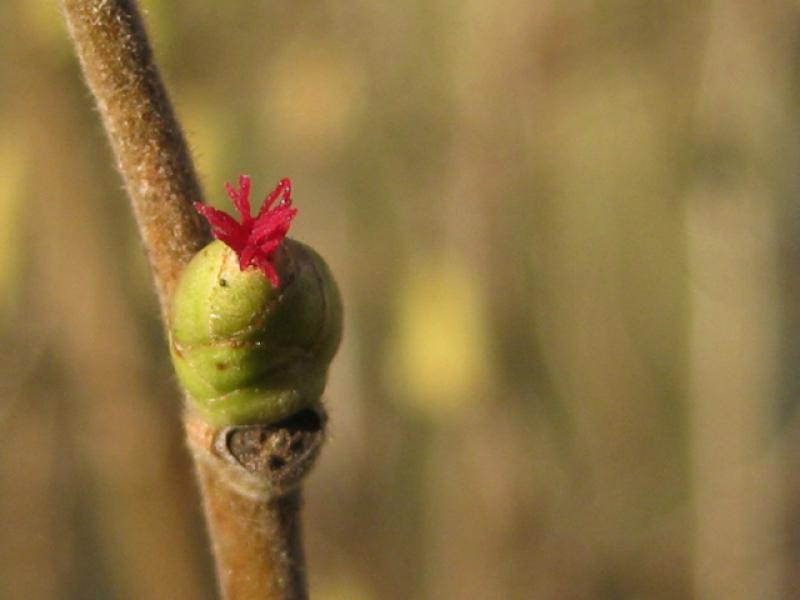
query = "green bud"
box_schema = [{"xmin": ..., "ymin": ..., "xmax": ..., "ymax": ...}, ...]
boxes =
[{"xmin": 169, "ymin": 239, "xmax": 343, "ymax": 426}]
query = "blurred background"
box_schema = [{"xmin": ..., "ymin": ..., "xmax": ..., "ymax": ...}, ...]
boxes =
[{"xmin": 2, "ymin": 0, "xmax": 800, "ymax": 598}]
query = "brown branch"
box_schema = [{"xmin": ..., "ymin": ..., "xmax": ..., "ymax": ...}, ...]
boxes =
[
  {"xmin": 59, "ymin": 0, "xmax": 209, "ymax": 313},
  {"xmin": 186, "ymin": 412, "xmax": 326, "ymax": 600},
  {"xmin": 59, "ymin": 2, "xmax": 323, "ymax": 599}
]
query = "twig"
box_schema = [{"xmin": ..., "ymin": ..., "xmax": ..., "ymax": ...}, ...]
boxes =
[
  {"xmin": 59, "ymin": 0, "xmax": 208, "ymax": 312},
  {"xmin": 59, "ymin": 2, "xmax": 323, "ymax": 598}
]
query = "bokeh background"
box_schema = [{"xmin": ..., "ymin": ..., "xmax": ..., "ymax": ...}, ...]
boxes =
[{"xmin": 2, "ymin": 0, "xmax": 800, "ymax": 598}]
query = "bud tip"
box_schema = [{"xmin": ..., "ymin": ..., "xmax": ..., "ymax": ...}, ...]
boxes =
[{"xmin": 194, "ymin": 176, "xmax": 297, "ymax": 287}]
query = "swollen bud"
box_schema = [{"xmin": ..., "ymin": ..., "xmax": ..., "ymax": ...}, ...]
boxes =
[{"xmin": 168, "ymin": 176, "xmax": 342, "ymax": 426}]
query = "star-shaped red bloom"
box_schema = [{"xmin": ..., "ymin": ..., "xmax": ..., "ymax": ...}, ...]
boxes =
[{"xmin": 194, "ymin": 175, "xmax": 297, "ymax": 287}]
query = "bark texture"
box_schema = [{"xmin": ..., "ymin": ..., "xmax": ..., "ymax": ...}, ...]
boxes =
[
  {"xmin": 60, "ymin": 0, "xmax": 209, "ymax": 310},
  {"xmin": 186, "ymin": 411, "xmax": 326, "ymax": 600}
]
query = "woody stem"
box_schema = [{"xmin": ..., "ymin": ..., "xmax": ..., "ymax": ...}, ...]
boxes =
[
  {"xmin": 59, "ymin": 0, "xmax": 210, "ymax": 312},
  {"xmin": 59, "ymin": 1, "xmax": 320, "ymax": 599}
]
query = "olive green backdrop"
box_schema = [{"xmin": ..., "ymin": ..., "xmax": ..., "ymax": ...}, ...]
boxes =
[{"xmin": 1, "ymin": 1, "xmax": 799, "ymax": 599}]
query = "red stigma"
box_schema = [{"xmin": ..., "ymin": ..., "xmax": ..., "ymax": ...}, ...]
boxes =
[{"xmin": 194, "ymin": 175, "xmax": 297, "ymax": 287}]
